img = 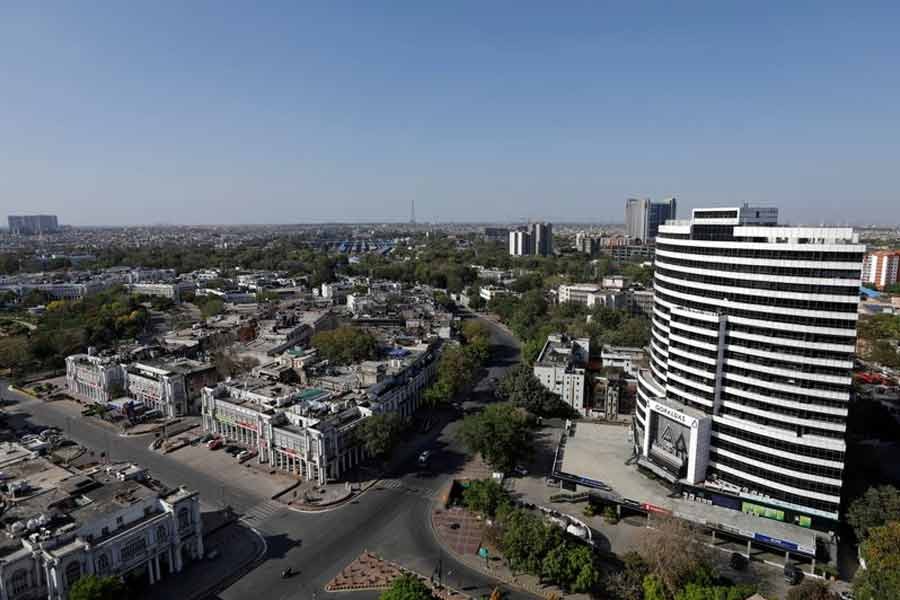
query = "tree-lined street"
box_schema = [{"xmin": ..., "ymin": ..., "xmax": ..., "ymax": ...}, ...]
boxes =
[{"xmin": 1, "ymin": 314, "xmax": 530, "ymax": 600}]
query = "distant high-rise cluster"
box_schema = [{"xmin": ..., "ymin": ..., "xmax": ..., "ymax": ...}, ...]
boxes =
[
  {"xmin": 625, "ymin": 197, "xmax": 676, "ymax": 243},
  {"xmin": 508, "ymin": 222, "xmax": 553, "ymax": 257},
  {"xmin": 7, "ymin": 214, "xmax": 59, "ymax": 235}
]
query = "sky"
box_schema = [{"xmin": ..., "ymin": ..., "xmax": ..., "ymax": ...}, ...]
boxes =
[{"xmin": 1, "ymin": 2, "xmax": 898, "ymax": 226}]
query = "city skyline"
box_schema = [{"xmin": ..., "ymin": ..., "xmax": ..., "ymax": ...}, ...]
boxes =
[{"xmin": 2, "ymin": 3, "xmax": 899, "ymax": 226}]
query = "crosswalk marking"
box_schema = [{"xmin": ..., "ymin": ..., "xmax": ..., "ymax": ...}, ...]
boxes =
[
  {"xmin": 379, "ymin": 479, "xmax": 441, "ymax": 498},
  {"xmin": 241, "ymin": 499, "xmax": 287, "ymax": 527}
]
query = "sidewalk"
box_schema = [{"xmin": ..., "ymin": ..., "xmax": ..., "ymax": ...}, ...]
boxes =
[
  {"xmin": 141, "ymin": 520, "xmax": 265, "ymax": 600},
  {"xmin": 430, "ymin": 502, "xmax": 586, "ymax": 600}
]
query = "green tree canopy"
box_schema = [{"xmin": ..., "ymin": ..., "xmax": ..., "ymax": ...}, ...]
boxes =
[
  {"xmin": 847, "ymin": 485, "xmax": 900, "ymax": 541},
  {"xmin": 312, "ymin": 326, "xmax": 378, "ymax": 365},
  {"xmin": 379, "ymin": 574, "xmax": 434, "ymax": 600},
  {"xmin": 496, "ymin": 363, "xmax": 572, "ymax": 418},
  {"xmin": 68, "ymin": 575, "xmax": 125, "ymax": 600},
  {"xmin": 462, "ymin": 478, "xmax": 509, "ymax": 518},
  {"xmin": 458, "ymin": 403, "xmax": 531, "ymax": 473},
  {"xmin": 356, "ymin": 413, "xmax": 405, "ymax": 460},
  {"xmin": 854, "ymin": 522, "xmax": 900, "ymax": 600}
]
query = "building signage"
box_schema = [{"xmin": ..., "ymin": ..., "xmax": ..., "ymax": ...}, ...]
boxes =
[
  {"xmin": 741, "ymin": 501, "xmax": 784, "ymax": 522},
  {"xmin": 641, "ymin": 502, "xmax": 672, "ymax": 515},
  {"xmin": 648, "ymin": 399, "xmax": 697, "ymax": 429},
  {"xmin": 753, "ymin": 533, "xmax": 798, "ymax": 553}
]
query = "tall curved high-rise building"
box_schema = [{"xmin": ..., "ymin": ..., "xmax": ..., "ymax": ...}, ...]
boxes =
[{"xmin": 635, "ymin": 205, "xmax": 864, "ymax": 527}]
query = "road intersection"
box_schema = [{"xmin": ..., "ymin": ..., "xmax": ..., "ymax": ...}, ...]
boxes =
[{"xmin": 2, "ymin": 315, "xmax": 531, "ymax": 600}]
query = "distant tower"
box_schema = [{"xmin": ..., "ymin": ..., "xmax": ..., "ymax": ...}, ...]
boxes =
[{"xmin": 410, "ymin": 198, "xmax": 416, "ymax": 225}]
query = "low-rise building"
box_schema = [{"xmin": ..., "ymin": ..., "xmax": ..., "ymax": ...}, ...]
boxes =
[
  {"xmin": 124, "ymin": 359, "xmax": 218, "ymax": 417},
  {"xmin": 67, "ymin": 354, "xmax": 216, "ymax": 417},
  {"xmin": 558, "ymin": 284, "xmax": 601, "ymax": 305},
  {"xmin": 0, "ymin": 450, "xmax": 202, "ymax": 600},
  {"xmin": 127, "ymin": 281, "xmax": 195, "ymax": 302},
  {"xmin": 66, "ymin": 354, "xmax": 125, "ymax": 404},
  {"xmin": 600, "ymin": 345, "xmax": 646, "ymax": 376},
  {"xmin": 201, "ymin": 341, "xmax": 441, "ymax": 484},
  {"xmin": 626, "ymin": 289, "xmax": 654, "ymax": 316},
  {"xmin": 533, "ymin": 334, "xmax": 590, "ymax": 414}
]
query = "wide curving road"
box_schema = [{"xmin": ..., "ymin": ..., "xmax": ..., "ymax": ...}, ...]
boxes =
[{"xmin": 2, "ymin": 315, "xmax": 530, "ymax": 600}]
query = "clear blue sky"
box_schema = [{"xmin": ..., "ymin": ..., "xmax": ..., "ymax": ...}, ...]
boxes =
[{"xmin": 1, "ymin": 2, "xmax": 897, "ymax": 226}]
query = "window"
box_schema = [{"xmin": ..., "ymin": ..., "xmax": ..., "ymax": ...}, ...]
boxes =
[
  {"xmin": 65, "ymin": 561, "xmax": 82, "ymax": 587},
  {"xmin": 157, "ymin": 525, "xmax": 169, "ymax": 542},
  {"xmin": 10, "ymin": 569, "xmax": 29, "ymax": 595},
  {"xmin": 96, "ymin": 554, "xmax": 110, "ymax": 575},
  {"xmin": 121, "ymin": 537, "xmax": 147, "ymax": 563},
  {"xmin": 116, "ymin": 516, "xmax": 124, "ymax": 527},
  {"xmin": 177, "ymin": 507, "xmax": 191, "ymax": 530}
]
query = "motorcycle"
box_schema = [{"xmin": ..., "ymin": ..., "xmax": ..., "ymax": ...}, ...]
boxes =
[{"xmin": 281, "ymin": 567, "xmax": 293, "ymax": 579}]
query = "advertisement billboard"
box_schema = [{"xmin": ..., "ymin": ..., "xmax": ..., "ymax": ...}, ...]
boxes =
[{"xmin": 741, "ymin": 501, "xmax": 785, "ymax": 522}]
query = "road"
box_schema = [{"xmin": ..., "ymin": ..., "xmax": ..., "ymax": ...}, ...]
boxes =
[{"xmin": 1, "ymin": 314, "xmax": 528, "ymax": 600}]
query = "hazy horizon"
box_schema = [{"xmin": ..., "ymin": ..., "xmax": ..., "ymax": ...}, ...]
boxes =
[{"xmin": 2, "ymin": 3, "xmax": 898, "ymax": 227}]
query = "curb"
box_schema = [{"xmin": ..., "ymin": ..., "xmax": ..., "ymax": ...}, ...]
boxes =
[
  {"xmin": 326, "ymin": 552, "xmax": 470, "ymax": 598},
  {"xmin": 8, "ymin": 385, "xmax": 40, "ymax": 400},
  {"xmin": 188, "ymin": 522, "xmax": 269, "ymax": 600},
  {"xmin": 427, "ymin": 503, "xmax": 548, "ymax": 600},
  {"xmin": 284, "ymin": 477, "xmax": 383, "ymax": 514}
]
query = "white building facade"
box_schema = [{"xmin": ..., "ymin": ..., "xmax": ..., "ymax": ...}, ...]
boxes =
[
  {"xmin": 635, "ymin": 205, "xmax": 863, "ymax": 528},
  {"xmin": 533, "ymin": 335, "xmax": 590, "ymax": 414},
  {"xmin": 66, "ymin": 354, "xmax": 125, "ymax": 404}
]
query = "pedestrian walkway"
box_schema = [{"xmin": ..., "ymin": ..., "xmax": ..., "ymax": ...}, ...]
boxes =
[
  {"xmin": 379, "ymin": 478, "xmax": 443, "ymax": 499},
  {"xmin": 240, "ymin": 499, "xmax": 288, "ymax": 532}
]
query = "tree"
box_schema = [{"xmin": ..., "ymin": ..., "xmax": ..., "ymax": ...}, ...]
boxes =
[
  {"xmin": 605, "ymin": 552, "xmax": 650, "ymax": 600},
  {"xmin": 379, "ymin": 574, "xmax": 434, "ymax": 600},
  {"xmin": 642, "ymin": 575, "xmax": 668, "ymax": 600},
  {"xmin": 638, "ymin": 517, "xmax": 713, "ymax": 597},
  {"xmin": 496, "ymin": 363, "xmax": 572, "ymax": 417},
  {"xmin": 458, "ymin": 403, "xmax": 531, "ymax": 473},
  {"xmin": 68, "ymin": 575, "xmax": 125, "ymax": 600},
  {"xmin": 854, "ymin": 520, "xmax": 900, "ymax": 600},
  {"xmin": 357, "ymin": 413, "xmax": 404, "ymax": 460},
  {"xmin": 199, "ymin": 297, "xmax": 225, "ymax": 319},
  {"xmin": 677, "ymin": 583, "xmax": 758, "ymax": 600},
  {"xmin": 567, "ymin": 544, "xmax": 600, "ymax": 592},
  {"xmin": 311, "ymin": 326, "xmax": 378, "ymax": 365},
  {"xmin": 462, "ymin": 478, "xmax": 508, "ymax": 518},
  {"xmin": 846, "ymin": 485, "xmax": 900, "ymax": 541},
  {"xmin": 0, "ymin": 336, "xmax": 31, "ymax": 374},
  {"xmin": 785, "ymin": 580, "xmax": 837, "ymax": 600},
  {"xmin": 496, "ymin": 507, "xmax": 563, "ymax": 576}
]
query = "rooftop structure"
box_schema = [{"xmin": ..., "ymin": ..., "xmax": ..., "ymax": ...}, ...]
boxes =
[{"xmin": 0, "ymin": 449, "xmax": 201, "ymax": 599}]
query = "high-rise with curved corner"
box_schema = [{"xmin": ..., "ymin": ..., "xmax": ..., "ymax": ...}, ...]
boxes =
[{"xmin": 635, "ymin": 205, "xmax": 864, "ymax": 527}]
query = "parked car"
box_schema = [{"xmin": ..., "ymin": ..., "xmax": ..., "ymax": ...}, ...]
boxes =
[
  {"xmin": 237, "ymin": 450, "xmax": 256, "ymax": 462},
  {"xmin": 729, "ymin": 552, "xmax": 748, "ymax": 571},
  {"xmin": 512, "ymin": 465, "xmax": 528, "ymax": 476},
  {"xmin": 207, "ymin": 438, "xmax": 223, "ymax": 450},
  {"xmin": 418, "ymin": 450, "xmax": 432, "ymax": 467}
]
